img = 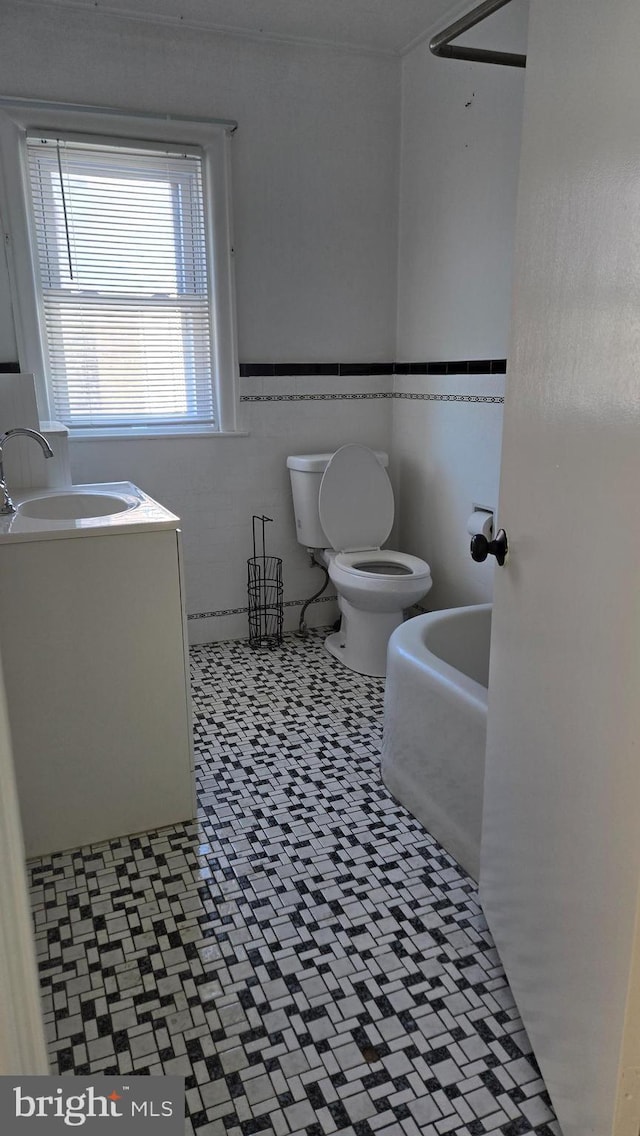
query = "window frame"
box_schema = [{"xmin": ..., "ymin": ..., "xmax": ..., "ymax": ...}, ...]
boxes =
[{"xmin": 0, "ymin": 99, "xmax": 239, "ymax": 437}]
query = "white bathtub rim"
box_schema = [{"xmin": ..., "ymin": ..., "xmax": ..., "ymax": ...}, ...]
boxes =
[{"xmin": 389, "ymin": 606, "xmax": 490, "ymax": 713}]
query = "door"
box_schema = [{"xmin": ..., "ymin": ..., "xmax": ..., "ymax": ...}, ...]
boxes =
[
  {"xmin": 479, "ymin": 3, "xmax": 640, "ymax": 1136},
  {"xmin": 0, "ymin": 646, "xmax": 49, "ymax": 1074}
]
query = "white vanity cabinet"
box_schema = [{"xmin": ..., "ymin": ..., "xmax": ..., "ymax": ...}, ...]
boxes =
[{"xmin": 0, "ymin": 484, "xmax": 195, "ymax": 857}]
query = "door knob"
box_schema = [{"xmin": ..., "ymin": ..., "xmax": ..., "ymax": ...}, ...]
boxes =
[{"xmin": 470, "ymin": 528, "xmax": 508, "ymax": 567}]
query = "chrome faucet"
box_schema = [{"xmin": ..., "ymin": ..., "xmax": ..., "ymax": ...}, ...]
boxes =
[{"xmin": 0, "ymin": 428, "xmax": 54, "ymax": 515}]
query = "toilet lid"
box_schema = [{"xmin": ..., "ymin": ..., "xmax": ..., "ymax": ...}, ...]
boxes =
[{"xmin": 319, "ymin": 444, "xmax": 394, "ymax": 552}]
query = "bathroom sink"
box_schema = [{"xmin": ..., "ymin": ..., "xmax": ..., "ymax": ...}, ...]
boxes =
[
  {"xmin": 0, "ymin": 482, "xmax": 179, "ymax": 543},
  {"xmin": 17, "ymin": 491, "xmax": 137, "ymax": 520}
]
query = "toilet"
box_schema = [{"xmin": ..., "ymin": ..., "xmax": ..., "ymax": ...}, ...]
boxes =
[{"xmin": 287, "ymin": 444, "xmax": 432, "ymax": 677}]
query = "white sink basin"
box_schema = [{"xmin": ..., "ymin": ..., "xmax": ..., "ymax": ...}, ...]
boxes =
[
  {"xmin": 18, "ymin": 491, "xmax": 137, "ymax": 520},
  {"xmin": 0, "ymin": 482, "xmax": 179, "ymax": 544}
]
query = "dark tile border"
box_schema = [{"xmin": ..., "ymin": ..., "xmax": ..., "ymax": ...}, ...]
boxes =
[
  {"xmin": 240, "ymin": 363, "xmax": 338, "ymax": 378},
  {"xmin": 239, "ymin": 359, "xmax": 507, "ymax": 378},
  {"xmin": 3, "ymin": 358, "xmax": 505, "ymax": 378},
  {"xmin": 394, "ymin": 359, "xmax": 507, "ymax": 375},
  {"xmin": 340, "ymin": 362, "xmax": 395, "ymax": 376}
]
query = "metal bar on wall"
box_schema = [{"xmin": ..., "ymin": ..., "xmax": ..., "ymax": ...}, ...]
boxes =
[{"xmin": 430, "ymin": 0, "xmax": 526, "ymax": 68}]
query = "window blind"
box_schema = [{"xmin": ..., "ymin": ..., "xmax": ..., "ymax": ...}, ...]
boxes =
[{"xmin": 26, "ymin": 135, "xmax": 216, "ymax": 430}]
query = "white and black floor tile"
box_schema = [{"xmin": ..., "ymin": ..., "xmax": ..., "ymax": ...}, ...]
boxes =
[{"xmin": 29, "ymin": 630, "xmax": 559, "ymax": 1136}]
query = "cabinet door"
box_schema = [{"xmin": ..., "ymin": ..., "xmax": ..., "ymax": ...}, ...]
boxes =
[{"xmin": 1, "ymin": 529, "xmax": 194, "ymax": 856}]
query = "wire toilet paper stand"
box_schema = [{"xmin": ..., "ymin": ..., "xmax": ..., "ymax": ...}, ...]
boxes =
[{"xmin": 247, "ymin": 515, "xmax": 283, "ymax": 648}]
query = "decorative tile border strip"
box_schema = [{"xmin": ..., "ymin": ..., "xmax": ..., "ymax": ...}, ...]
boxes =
[
  {"xmin": 395, "ymin": 392, "xmax": 504, "ymax": 404},
  {"xmin": 240, "ymin": 392, "xmax": 391, "ymax": 402},
  {"xmin": 240, "ymin": 391, "xmax": 504, "ymax": 404},
  {"xmin": 240, "ymin": 359, "xmax": 507, "ymax": 377},
  {"xmin": 188, "ymin": 594, "xmax": 337, "ymax": 621}
]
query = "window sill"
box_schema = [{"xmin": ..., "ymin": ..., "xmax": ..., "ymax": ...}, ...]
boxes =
[{"xmin": 69, "ymin": 428, "xmax": 249, "ymax": 441}]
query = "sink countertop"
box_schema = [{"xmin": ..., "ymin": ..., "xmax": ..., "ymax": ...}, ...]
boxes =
[{"xmin": 0, "ymin": 482, "xmax": 180, "ymax": 544}]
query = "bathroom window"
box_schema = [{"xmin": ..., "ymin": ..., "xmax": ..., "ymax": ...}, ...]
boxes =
[
  {"xmin": 28, "ymin": 136, "xmax": 218, "ymax": 431},
  {"xmin": 0, "ymin": 103, "xmax": 238, "ymax": 435}
]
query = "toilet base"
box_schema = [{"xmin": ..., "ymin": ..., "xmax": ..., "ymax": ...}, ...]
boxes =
[{"xmin": 324, "ymin": 598, "xmax": 403, "ymax": 677}]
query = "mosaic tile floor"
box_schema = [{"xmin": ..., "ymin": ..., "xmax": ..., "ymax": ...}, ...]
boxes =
[{"xmin": 29, "ymin": 631, "xmax": 560, "ymax": 1136}]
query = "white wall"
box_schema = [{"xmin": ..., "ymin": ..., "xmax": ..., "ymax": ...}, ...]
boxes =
[
  {"xmin": 392, "ymin": 1, "xmax": 528, "ymax": 611},
  {"xmin": 0, "ymin": 1, "xmax": 399, "ymax": 638},
  {"xmin": 0, "ymin": 3, "xmax": 399, "ymax": 365},
  {"xmin": 397, "ymin": 0, "xmax": 529, "ymax": 360},
  {"xmin": 0, "ymin": 254, "xmax": 17, "ymax": 363}
]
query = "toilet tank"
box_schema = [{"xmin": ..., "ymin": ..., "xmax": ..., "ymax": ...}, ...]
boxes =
[{"xmin": 286, "ymin": 450, "xmax": 388, "ymax": 549}]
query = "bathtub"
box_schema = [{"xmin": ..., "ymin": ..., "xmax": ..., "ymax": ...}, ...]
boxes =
[{"xmin": 382, "ymin": 604, "xmax": 491, "ymax": 880}]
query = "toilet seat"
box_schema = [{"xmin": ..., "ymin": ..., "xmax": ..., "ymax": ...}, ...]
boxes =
[
  {"xmin": 306, "ymin": 442, "xmax": 433, "ymax": 676},
  {"xmin": 319, "ymin": 444, "xmax": 394, "ymax": 552},
  {"xmin": 333, "ymin": 548, "xmax": 431, "ymax": 581}
]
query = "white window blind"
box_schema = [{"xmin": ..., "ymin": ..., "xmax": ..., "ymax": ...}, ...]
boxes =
[{"xmin": 26, "ymin": 135, "xmax": 217, "ymax": 430}]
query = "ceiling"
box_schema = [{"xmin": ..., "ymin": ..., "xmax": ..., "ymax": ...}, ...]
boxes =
[{"xmin": 22, "ymin": 0, "xmax": 474, "ymax": 56}]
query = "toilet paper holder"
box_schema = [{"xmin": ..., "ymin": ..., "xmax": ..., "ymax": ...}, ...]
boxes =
[{"xmin": 467, "ymin": 506, "xmax": 494, "ymax": 540}]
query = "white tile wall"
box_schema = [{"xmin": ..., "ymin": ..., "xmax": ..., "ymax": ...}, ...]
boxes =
[
  {"xmin": 0, "ymin": 372, "xmax": 43, "ymax": 488},
  {"xmin": 70, "ymin": 376, "xmax": 392, "ymax": 643},
  {"xmin": 390, "ymin": 374, "xmax": 505, "ymax": 611},
  {"xmin": 69, "ymin": 369, "xmax": 505, "ymax": 639}
]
